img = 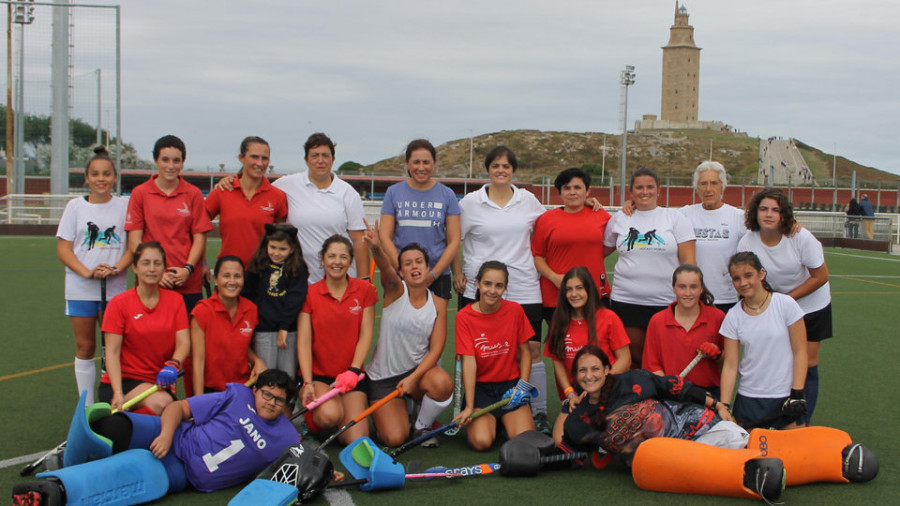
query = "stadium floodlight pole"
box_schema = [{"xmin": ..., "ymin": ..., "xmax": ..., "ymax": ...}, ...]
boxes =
[
  {"xmin": 12, "ymin": 0, "xmax": 35, "ymax": 195},
  {"xmin": 618, "ymin": 65, "xmax": 635, "ymax": 206}
]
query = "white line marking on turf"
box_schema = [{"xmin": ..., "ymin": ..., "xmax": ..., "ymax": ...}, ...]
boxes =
[
  {"xmin": 828, "ymin": 251, "xmax": 900, "ymax": 263},
  {"xmin": 325, "ymin": 488, "xmax": 356, "ymax": 506},
  {"xmin": 0, "ymin": 451, "xmax": 47, "ymax": 470},
  {"xmin": 832, "ymin": 275, "xmax": 900, "ymax": 278}
]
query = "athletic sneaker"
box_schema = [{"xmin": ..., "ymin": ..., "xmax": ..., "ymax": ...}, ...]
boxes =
[
  {"xmin": 412, "ymin": 427, "xmax": 440, "ymax": 448},
  {"xmin": 534, "ymin": 412, "xmax": 552, "ymax": 436}
]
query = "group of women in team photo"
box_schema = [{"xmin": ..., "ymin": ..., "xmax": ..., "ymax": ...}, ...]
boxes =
[{"xmin": 57, "ymin": 134, "xmax": 832, "ymax": 463}]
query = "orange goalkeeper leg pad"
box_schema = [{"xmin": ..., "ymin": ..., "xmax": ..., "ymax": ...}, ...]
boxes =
[
  {"xmin": 747, "ymin": 426, "xmax": 879, "ymax": 485},
  {"xmin": 632, "ymin": 438, "xmax": 784, "ymax": 501}
]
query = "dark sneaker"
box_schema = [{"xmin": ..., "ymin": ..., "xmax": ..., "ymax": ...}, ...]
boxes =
[
  {"xmin": 412, "ymin": 428, "xmax": 440, "ymax": 448},
  {"xmin": 534, "ymin": 412, "xmax": 552, "ymax": 436}
]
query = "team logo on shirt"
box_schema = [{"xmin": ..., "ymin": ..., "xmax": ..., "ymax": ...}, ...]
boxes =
[
  {"xmin": 176, "ymin": 202, "xmax": 191, "ymax": 216},
  {"xmin": 82, "ymin": 222, "xmax": 122, "ymax": 250},
  {"xmin": 260, "ymin": 201, "xmax": 275, "ymax": 213},
  {"xmin": 349, "ymin": 298, "xmax": 362, "ymax": 315},
  {"xmin": 240, "ymin": 320, "xmax": 254, "ymax": 337},
  {"xmin": 693, "ymin": 227, "xmax": 731, "ymax": 240},
  {"xmin": 133, "ymin": 314, "xmax": 144, "ymax": 320},
  {"xmin": 632, "ymin": 384, "xmax": 642, "ymax": 396},
  {"xmin": 474, "ymin": 333, "xmax": 511, "ymax": 358},
  {"xmin": 620, "ymin": 227, "xmax": 666, "ymax": 251}
]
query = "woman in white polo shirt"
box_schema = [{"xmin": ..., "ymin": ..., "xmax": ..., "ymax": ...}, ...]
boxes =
[{"xmin": 454, "ymin": 146, "xmax": 548, "ymax": 431}]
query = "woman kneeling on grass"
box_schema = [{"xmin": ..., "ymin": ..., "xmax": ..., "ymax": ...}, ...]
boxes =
[
  {"xmin": 453, "ymin": 261, "xmax": 536, "ymax": 451},
  {"xmin": 297, "ymin": 235, "xmax": 378, "ymax": 446},
  {"xmin": 190, "ymin": 255, "xmax": 266, "ymax": 395},
  {"xmin": 718, "ymin": 251, "xmax": 808, "ymax": 429},
  {"xmin": 100, "ymin": 242, "xmax": 190, "ymax": 414},
  {"xmin": 363, "ymin": 220, "xmax": 453, "ymax": 448},
  {"xmin": 544, "ymin": 266, "xmax": 630, "ymax": 445}
]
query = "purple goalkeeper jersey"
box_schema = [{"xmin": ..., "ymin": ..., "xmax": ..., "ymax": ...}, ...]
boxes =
[{"xmin": 174, "ymin": 383, "xmax": 300, "ymax": 492}]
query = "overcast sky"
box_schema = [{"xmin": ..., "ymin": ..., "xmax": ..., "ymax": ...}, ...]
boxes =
[{"xmin": 56, "ymin": 0, "xmax": 900, "ymax": 175}]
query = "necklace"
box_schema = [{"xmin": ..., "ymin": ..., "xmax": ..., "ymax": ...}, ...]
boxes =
[{"xmin": 744, "ymin": 291, "xmax": 770, "ymax": 314}]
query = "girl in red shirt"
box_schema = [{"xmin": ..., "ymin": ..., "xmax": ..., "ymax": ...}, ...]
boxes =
[
  {"xmin": 298, "ymin": 235, "xmax": 378, "ymax": 445},
  {"xmin": 454, "ymin": 261, "xmax": 535, "ymax": 451},
  {"xmin": 544, "ymin": 266, "xmax": 631, "ymax": 444},
  {"xmin": 190, "ymin": 256, "xmax": 265, "ymax": 395},
  {"xmin": 643, "ymin": 264, "xmax": 725, "ymax": 394}
]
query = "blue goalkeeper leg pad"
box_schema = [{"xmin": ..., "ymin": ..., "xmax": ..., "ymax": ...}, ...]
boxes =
[
  {"xmin": 62, "ymin": 390, "xmax": 113, "ymax": 467},
  {"xmin": 339, "ymin": 437, "xmax": 405, "ymax": 491},
  {"xmin": 38, "ymin": 449, "xmax": 168, "ymax": 505},
  {"xmin": 228, "ymin": 479, "xmax": 298, "ymax": 506}
]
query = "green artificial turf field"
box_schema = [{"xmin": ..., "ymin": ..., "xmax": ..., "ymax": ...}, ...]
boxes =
[{"xmin": 1, "ymin": 237, "xmax": 897, "ymax": 505}]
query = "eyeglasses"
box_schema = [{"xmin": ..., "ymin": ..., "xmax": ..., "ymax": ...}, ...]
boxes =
[{"xmin": 259, "ymin": 389, "xmax": 287, "ymax": 407}]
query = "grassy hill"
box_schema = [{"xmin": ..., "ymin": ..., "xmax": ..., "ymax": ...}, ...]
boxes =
[{"xmin": 364, "ymin": 129, "xmax": 898, "ymax": 187}]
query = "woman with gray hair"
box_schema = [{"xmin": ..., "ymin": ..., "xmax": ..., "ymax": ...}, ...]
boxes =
[{"xmin": 678, "ymin": 161, "xmax": 747, "ymax": 312}]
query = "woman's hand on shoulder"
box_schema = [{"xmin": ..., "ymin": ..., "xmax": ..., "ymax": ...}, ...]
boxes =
[{"xmin": 214, "ymin": 175, "xmax": 236, "ymax": 192}]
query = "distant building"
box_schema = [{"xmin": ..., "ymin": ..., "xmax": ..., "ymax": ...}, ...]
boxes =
[
  {"xmin": 661, "ymin": 2, "xmax": 700, "ymax": 122},
  {"xmin": 636, "ymin": 3, "xmax": 733, "ymax": 132}
]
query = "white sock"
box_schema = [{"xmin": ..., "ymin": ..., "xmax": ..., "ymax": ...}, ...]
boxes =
[
  {"xmin": 530, "ymin": 361, "xmax": 547, "ymax": 415},
  {"xmin": 74, "ymin": 357, "xmax": 96, "ymax": 405},
  {"xmin": 415, "ymin": 394, "xmax": 452, "ymax": 430}
]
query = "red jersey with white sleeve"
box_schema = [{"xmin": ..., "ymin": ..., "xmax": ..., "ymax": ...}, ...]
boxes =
[
  {"xmin": 100, "ymin": 288, "xmax": 189, "ymax": 384},
  {"xmin": 125, "ymin": 175, "xmax": 213, "ymax": 294},
  {"xmin": 455, "ymin": 299, "xmax": 534, "ymax": 383},
  {"xmin": 531, "ymin": 207, "xmax": 612, "ymax": 306},
  {"xmin": 191, "ymin": 293, "xmax": 259, "ymax": 391},
  {"xmin": 302, "ymin": 277, "xmax": 378, "ymax": 378},
  {"xmin": 204, "ymin": 177, "xmax": 288, "ymax": 266},
  {"xmin": 643, "ymin": 302, "xmax": 725, "ymax": 388},
  {"xmin": 543, "ymin": 308, "xmax": 630, "ymax": 396}
]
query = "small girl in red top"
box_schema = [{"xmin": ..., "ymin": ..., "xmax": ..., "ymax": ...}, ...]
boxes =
[
  {"xmin": 298, "ymin": 234, "xmax": 378, "ymax": 445},
  {"xmin": 190, "ymin": 255, "xmax": 265, "ymax": 395},
  {"xmin": 453, "ymin": 261, "xmax": 535, "ymax": 451},
  {"xmin": 643, "ymin": 264, "xmax": 725, "ymax": 395},
  {"xmin": 243, "ymin": 223, "xmax": 309, "ymax": 384},
  {"xmin": 544, "ymin": 266, "xmax": 630, "ymax": 444}
]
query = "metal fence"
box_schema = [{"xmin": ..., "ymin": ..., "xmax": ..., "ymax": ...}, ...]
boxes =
[{"xmin": 3, "ymin": 194, "xmax": 898, "ymax": 247}]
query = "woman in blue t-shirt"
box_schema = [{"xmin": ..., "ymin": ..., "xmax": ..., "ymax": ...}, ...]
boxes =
[{"xmin": 379, "ymin": 139, "xmax": 461, "ymax": 308}]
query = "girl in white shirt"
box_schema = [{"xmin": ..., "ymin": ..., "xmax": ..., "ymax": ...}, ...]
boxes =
[
  {"xmin": 56, "ymin": 147, "xmax": 132, "ymax": 404},
  {"xmin": 718, "ymin": 251, "xmax": 808, "ymax": 429},
  {"xmin": 738, "ymin": 187, "xmax": 831, "ymax": 425}
]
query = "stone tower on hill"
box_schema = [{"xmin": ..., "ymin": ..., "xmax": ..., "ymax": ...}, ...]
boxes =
[{"xmin": 661, "ymin": 2, "xmax": 701, "ymax": 122}]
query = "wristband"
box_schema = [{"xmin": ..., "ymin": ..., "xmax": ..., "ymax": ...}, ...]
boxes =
[
  {"xmin": 361, "ymin": 276, "xmax": 370, "ymax": 281},
  {"xmin": 789, "ymin": 388, "xmax": 804, "ymax": 399},
  {"xmin": 431, "ymin": 270, "xmax": 437, "ymax": 280},
  {"xmin": 166, "ymin": 358, "xmax": 182, "ymax": 370},
  {"xmin": 183, "ymin": 263, "xmax": 195, "ymax": 275},
  {"xmin": 721, "ymin": 402, "xmax": 731, "ymax": 410},
  {"xmin": 348, "ymin": 366, "xmax": 363, "ymax": 375},
  {"xmin": 111, "ymin": 266, "xmax": 119, "ymax": 274},
  {"xmin": 563, "ymin": 386, "xmax": 575, "ymax": 397}
]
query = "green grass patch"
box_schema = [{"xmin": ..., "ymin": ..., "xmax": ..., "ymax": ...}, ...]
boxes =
[{"xmin": 1, "ymin": 237, "xmax": 897, "ymax": 504}]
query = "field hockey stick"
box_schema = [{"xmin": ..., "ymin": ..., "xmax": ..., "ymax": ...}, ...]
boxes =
[
  {"xmin": 319, "ymin": 386, "xmax": 404, "ymax": 449},
  {"xmin": 99, "ymin": 277, "xmax": 108, "ymax": 374},
  {"xmin": 419, "ymin": 462, "xmax": 501, "ymax": 480},
  {"xmin": 203, "ymin": 276, "xmax": 212, "ymax": 298},
  {"xmin": 679, "ymin": 349, "xmax": 707, "ymax": 377},
  {"xmin": 18, "ymin": 376, "xmax": 181, "ymax": 476},
  {"xmin": 444, "ymin": 355, "xmax": 463, "ymax": 436},
  {"xmin": 326, "ymin": 470, "xmax": 464, "ymax": 489},
  {"xmin": 389, "ymin": 396, "xmax": 511, "ymax": 460},
  {"xmin": 289, "ymin": 373, "xmax": 365, "ymax": 422}
]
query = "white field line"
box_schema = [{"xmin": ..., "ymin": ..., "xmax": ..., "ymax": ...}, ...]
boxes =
[{"xmin": 827, "ymin": 251, "xmax": 900, "ymax": 263}]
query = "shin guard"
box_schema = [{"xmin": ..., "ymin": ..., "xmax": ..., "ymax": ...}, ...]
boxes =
[
  {"xmin": 748, "ymin": 426, "xmax": 869, "ymax": 485},
  {"xmin": 37, "ymin": 449, "xmax": 168, "ymax": 505},
  {"xmin": 632, "ymin": 438, "xmax": 783, "ymax": 501}
]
